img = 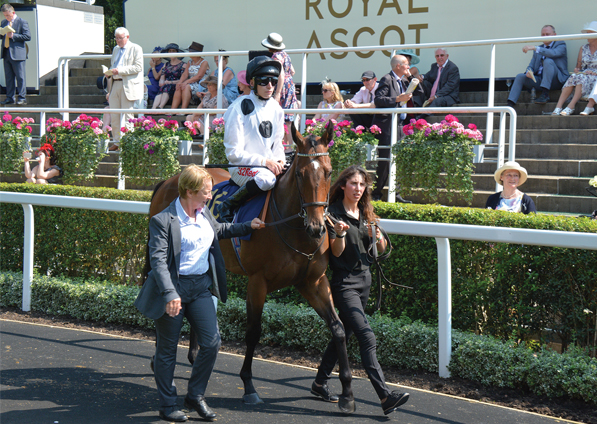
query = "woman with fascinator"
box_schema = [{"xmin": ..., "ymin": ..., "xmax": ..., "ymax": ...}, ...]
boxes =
[{"xmin": 23, "ymin": 143, "xmax": 62, "ymax": 184}]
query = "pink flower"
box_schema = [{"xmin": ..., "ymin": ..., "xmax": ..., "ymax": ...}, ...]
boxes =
[
  {"xmin": 26, "ymin": 125, "xmax": 32, "ymax": 133},
  {"xmin": 90, "ymin": 121, "xmax": 99, "ymax": 129},
  {"xmin": 105, "ymin": 125, "xmax": 112, "ymax": 132},
  {"xmin": 121, "ymin": 127, "xmax": 128, "ymax": 133},
  {"xmin": 305, "ymin": 119, "xmax": 314, "ymax": 126},
  {"xmin": 369, "ymin": 125, "xmax": 381, "ymax": 134},
  {"xmin": 93, "ymin": 128, "xmax": 103, "ymax": 135},
  {"xmin": 444, "ymin": 114, "xmax": 458, "ymax": 123},
  {"xmin": 415, "ymin": 119, "xmax": 428, "ymax": 130},
  {"xmin": 328, "ymin": 140, "xmax": 334, "ymax": 147},
  {"xmin": 335, "ymin": 130, "xmax": 342, "ymax": 137},
  {"xmin": 212, "ymin": 117, "xmax": 225, "ymax": 126},
  {"xmin": 143, "ymin": 143, "xmax": 149, "ymax": 149},
  {"xmin": 158, "ymin": 118, "xmax": 166, "ymax": 124},
  {"xmin": 148, "ymin": 149, "xmax": 154, "ymax": 154},
  {"xmin": 468, "ymin": 123, "xmax": 477, "ymax": 131},
  {"xmin": 3, "ymin": 114, "xmax": 12, "ymax": 122},
  {"xmin": 402, "ymin": 124, "xmax": 414, "ymax": 135}
]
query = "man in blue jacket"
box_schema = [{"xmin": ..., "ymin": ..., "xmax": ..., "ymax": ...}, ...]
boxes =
[
  {"xmin": 507, "ymin": 25, "xmax": 568, "ymax": 106},
  {"xmin": 1, "ymin": 3, "xmax": 30, "ymax": 105}
]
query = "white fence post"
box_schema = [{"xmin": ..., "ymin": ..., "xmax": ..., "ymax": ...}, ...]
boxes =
[
  {"xmin": 435, "ymin": 237, "xmax": 452, "ymax": 378},
  {"xmin": 21, "ymin": 204, "xmax": 34, "ymax": 312}
]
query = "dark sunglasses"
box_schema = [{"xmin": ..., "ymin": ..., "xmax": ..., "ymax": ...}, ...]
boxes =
[
  {"xmin": 322, "ymin": 89, "xmax": 331, "ymax": 93},
  {"xmin": 361, "ymin": 78, "xmax": 372, "ymax": 82},
  {"xmin": 255, "ymin": 76, "xmax": 278, "ymax": 86}
]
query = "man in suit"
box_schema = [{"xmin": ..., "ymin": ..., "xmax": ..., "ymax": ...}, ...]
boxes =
[
  {"xmin": 507, "ymin": 25, "xmax": 568, "ymax": 106},
  {"xmin": 107, "ymin": 27, "xmax": 144, "ymax": 151},
  {"xmin": 371, "ymin": 55, "xmax": 412, "ymax": 202},
  {"xmin": 1, "ymin": 3, "xmax": 31, "ymax": 105},
  {"xmin": 344, "ymin": 70, "xmax": 378, "ymax": 128},
  {"xmin": 135, "ymin": 165, "xmax": 263, "ymax": 422},
  {"xmin": 421, "ymin": 48, "xmax": 460, "ymax": 108}
]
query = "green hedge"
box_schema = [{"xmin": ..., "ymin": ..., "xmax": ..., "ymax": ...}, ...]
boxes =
[
  {"xmin": 1, "ymin": 271, "xmax": 595, "ymax": 404},
  {"xmin": 1, "ymin": 183, "xmax": 596, "ymax": 351}
]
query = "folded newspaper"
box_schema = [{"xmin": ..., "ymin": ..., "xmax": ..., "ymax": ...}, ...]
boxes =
[
  {"xmin": 399, "ymin": 78, "xmax": 419, "ymax": 106},
  {"xmin": 0, "ymin": 26, "xmax": 15, "ymax": 36},
  {"xmin": 101, "ymin": 65, "xmax": 113, "ymax": 77},
  {"xmin": 527, "ymin": 69, "xmax": 536, "ymax": 83}
]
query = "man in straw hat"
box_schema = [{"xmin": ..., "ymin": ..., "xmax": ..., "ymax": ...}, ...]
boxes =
[{"xmin": 217, "ymin": 55, "xmax": 286, "ymax": 223}]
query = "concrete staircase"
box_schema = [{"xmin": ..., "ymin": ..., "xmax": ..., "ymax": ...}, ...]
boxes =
[{"xmin": 2, "ymin": 68, "xmax": 596, "ymax": 214}]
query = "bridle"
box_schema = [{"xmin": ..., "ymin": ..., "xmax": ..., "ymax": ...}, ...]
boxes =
[{"xmin": 267, "ymin": 150, "xmax": 330, "ymax": 262}]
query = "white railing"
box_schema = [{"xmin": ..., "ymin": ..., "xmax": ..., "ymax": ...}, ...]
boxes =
[
  {"xmin": 57, "ymin": 32, "xmax": 597, "ymax": 143},
  {"xmin": 2, "ymin": 191, "xmax": 596, "ymax": 378}
]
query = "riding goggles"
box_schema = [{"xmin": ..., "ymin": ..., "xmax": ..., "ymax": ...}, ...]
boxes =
[{"xmin": 255, "ymin": 76, "xmax": 279, "ymax": 86}]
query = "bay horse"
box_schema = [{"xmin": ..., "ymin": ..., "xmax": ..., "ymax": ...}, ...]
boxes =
[{"xmin": 145, "ymin": 122, "xmax": 355, "ymax": 413}]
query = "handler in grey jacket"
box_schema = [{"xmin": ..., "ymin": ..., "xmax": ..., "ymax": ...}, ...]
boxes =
[{"xmin": 135, "ymin": 165, "xmax": 264, "ymax": 423}]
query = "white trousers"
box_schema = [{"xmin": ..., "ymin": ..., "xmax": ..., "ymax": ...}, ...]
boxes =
[
  {"xmin": 109, "ymin": 80, "xmax": 135, "ymax": 143},
  {"xmin": 230, "ymin": 167, "xmax": 276, "ymax": 190}
]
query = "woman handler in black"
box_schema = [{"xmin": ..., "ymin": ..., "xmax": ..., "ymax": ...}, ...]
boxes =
[{"xmin": 309, "ymin": 165, "xmax": 410, "ymax": 415}]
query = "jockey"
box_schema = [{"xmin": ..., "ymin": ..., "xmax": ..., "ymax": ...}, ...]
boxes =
[{"xmin": 218, "ymin": 55, "xmax": 286, "ymax": 223}]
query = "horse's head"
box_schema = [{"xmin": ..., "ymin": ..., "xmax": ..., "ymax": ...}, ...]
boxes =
[{"xmin": 290, "ymin": 120, "xmax": 334, "ymax": 239}]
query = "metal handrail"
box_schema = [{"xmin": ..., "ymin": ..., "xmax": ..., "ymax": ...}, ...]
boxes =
[{"xmin": 2, "ymin": 191, "xmax": 596, "ymax": 378}]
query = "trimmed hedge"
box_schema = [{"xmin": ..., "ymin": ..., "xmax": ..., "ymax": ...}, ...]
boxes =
[
  {"xmin": 1, "ymin": 271, "xmax": 595, "ymax": 404},
  {"xmin": 1, "ymin": 183, "xmax": 596, "ymax": 351}
]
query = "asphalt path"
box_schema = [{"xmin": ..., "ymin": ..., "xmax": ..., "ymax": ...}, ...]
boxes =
[{"xmin": 1, "ymin": 319, "xmax": 580, "ymax": 424}]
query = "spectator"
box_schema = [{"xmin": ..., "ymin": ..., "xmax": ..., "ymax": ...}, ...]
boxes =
[
  {"xmin": 313, "ymin": 79, "xmax": 344, "ymax": 122},
  {"xmin": 371, "ymin": 55, "xmax": 412, "ymax": 203},
  {"xmin": 106, "ymin": 27, "xmax": 144, "ymax": 151},
  {"xmin": 134, "ymin": 165, "xmax": 263, "ymax": 423},
  {"xmin": 344, "ymin": 70, "xmax": 378, "ymax": 128},
  {"xmin": 171, "ymin": 42, "xmax": 209, "ymax": 112},
  {"xmin": 152, "ymin": 43, "xmax": 185, "ymax": 110},
  {"xmin": 187, "ymin": 75, "xmax": 229, "ymax": 135},
  {"xmin": 147, "ymin": 46, "xmax": 165, "ymax": 104},
  {"xmin": 394, "ymin": 48, "xmax": 421, "ymax": 79},
  {"xmin": 581, "ymin": 78, "xmax": 597, "ymax": 115},
  {"xmin": 310, "ymin": 165, "xmax": 410, "ymax": 416},
  {"xmin": 551, "ymin": 22, "xmax": 597, "ymax": 116},
  {"xmin": 1, "ymin": 3, "xmax": 31, "ymax": 105},
  {"xmin": 209, "ymin": 50, "xmax": 239, "ymax": 105},
  {"xmin": 236, "ymin": 70, "xmax": 251, "ymax": 96},
  {"xmin": 485, "ymin": 161, "xmax": 536, "ymax": 214},
  {"xmin": 507, "ymin": 25, "xmax": 568, "ymax": 107},
  {"xmin": 420, "ymin": 48, "xmax": 460, "ymax": 108},
  {"xmin": 262, "ymin": 33, "xmax": 299, "ymax": 142},
  {"xmin": 23, "ymin": 143, "xmax": 62, "ymax": 184},
  {"xmin": 395, "ymin": 48, "xmax": 425, "ymax": 109}
]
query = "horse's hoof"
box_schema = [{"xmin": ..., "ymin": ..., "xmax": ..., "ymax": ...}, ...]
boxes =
[
  {"xmin": 242, "ymin": 393, "xmax": 264, "ymax": 404},
  {"xmin": 338, "ymin": 396, "xmax": 356, "ymax": 414}
]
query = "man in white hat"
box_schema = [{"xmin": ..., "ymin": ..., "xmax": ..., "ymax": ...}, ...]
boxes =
[{"xmin": 106, "ymin": 27, "xmax": 144, "ymax": 151}]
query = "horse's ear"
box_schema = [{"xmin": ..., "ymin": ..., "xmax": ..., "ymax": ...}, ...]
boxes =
[
  {"xmin": 291, "ymin": 120, "xmax": 306, "ymax": 149},
  {"xmin": 321, "ymin": 120, "xmax": 334, "ymax": 147}
]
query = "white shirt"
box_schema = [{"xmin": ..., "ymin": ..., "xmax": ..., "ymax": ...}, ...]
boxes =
[
  {"xmin": 175, "ymin": 198, "xmax": 214, "ymax": 276},
  {"xmin": 223, "ymin": 91, "xmax": 285, "ymax": 167},
  {"xmin": 350, "ymin": 82, "xmax": 379, "ymax": 105}
]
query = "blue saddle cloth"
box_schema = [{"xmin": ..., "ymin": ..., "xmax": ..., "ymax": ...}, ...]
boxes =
[{"xmin": 207, "ymin": 180, "xmax": 267, "ymax": 241}]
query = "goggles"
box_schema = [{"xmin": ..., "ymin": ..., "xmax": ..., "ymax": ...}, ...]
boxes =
[{"xmin": 254, "ymin": 76, "xmax": 279, "ymax": 86}]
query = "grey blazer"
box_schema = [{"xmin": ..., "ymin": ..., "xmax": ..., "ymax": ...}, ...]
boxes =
[
  {"xmin": 135, "ymin": 200, "xmax": 253, "ymax": 320},
  {"xmin": 526, "ymin": 41, "xmax": 569, "ymax": 85}
]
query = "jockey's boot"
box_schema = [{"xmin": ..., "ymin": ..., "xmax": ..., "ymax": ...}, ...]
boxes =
[{"xmin": 218, "ymin": 179, "xmax": 264, "ymax": 223}]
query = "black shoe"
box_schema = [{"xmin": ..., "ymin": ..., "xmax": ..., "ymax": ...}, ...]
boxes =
[
  {"xmin": 16, "ymin": 99, "xmax": 27, "ymax": 105},
  {"xmin": 395, "ymin": 194, "xmax": 412, "ymax": 204},
  {"xmin": 159, "ymin": 407, "xmax": 188, "ymax": 422},
  {"xmin": 217, "ymin": 179, "xmax": 263, "ymax": 223},
  {"xmin": 184, "ymin": 396, "xmax": 216, "ymax": 421},
  {"xmin": 382, "ymin": 391, "xmax": 409, "ymax": 415},
  {"xmin": 1, "ymin": 98, "xmax": 14, "ymax": 105},
  {"xmin": 534, "ymin": 93, "xmax": 550, "ymax": 104},
  {"xmin": 311, "ymin": 381, "xmax": 339, "ymax": 403},
  {"xmin": 507, "ymin": 100, "xmax": 516, "ymax": 108}
]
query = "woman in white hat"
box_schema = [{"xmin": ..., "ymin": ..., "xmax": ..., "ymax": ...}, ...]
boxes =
[
  {"xmin": 485, "ymin": 161, "xmax": 536, "ymax": 214},
  {"xmin": 551, "ymin": 21, "xmax": 597, "ymax": 116}
]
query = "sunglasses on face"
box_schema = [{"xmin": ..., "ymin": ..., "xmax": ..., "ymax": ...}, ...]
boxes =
[
  {"xmin": 254, "ymin": 76, "xmax": 278, "ymax": 86},
  {"xmin": 361, "ymin": 78, "xmax": 372, "ymax": 82},
  {"xmin": 322, "ymin": 89, "xmax": 331, "ymax": 93}
]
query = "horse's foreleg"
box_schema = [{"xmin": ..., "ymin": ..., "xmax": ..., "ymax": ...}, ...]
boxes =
[
  {"xmin": 187, "ymin": 328, "xmax": 199, "ymax": 365},
  {"xmin": 240, "ymin": 280, "xmax": 267, "ymax": 404},
  {"xmin": 297, "ymin": 275, "xmax": 355, "ymax": 414}
]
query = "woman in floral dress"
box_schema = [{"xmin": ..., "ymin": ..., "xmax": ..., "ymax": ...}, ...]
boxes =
[
  {"xmin": 152, "ymin": 43, "xmax": 186, "ymax": 110},
  {"xmin": 552, "ymin": 22, "xmax": 597, "ymax": 116}
]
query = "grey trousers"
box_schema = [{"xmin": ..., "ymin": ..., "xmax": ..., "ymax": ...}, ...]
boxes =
[
  {"xmin": 153, "ymin": 273, "xmax": 221, "ymax": 409},
  {"xmin": 508, "ymin": 58, "xmax": 564, "ymax": 104}
]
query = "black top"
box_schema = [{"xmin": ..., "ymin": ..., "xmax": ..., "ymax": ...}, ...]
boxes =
[
  {"xmin": 485, "ymin": 192, "xmax": 537, "ymax": 214},
  {"xmin": 326, "ymin": 200, "xmax": 374, "ymax": 284}
]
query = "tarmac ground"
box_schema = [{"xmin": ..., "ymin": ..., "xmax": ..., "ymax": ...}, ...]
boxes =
[{"xmin": 0, "ymin": 319, "xmax": 582, "ymax": 424}]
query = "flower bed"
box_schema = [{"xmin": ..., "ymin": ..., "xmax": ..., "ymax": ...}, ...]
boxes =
[{"xmin": 0, "ymin": 112, "xmax": 34, "ymax": 174}]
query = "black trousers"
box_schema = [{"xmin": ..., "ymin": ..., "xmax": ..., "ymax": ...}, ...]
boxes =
[
  {"xmin": 349, "ymin": 113, "xmax": 374, "ymax": 129},
  {"xmin": 315, "ymin": 272, "xmax": 390, "ymax": 400},
  {"xmin": 153, "ymin": 273, "xmax": 220, "ymax": 410}
]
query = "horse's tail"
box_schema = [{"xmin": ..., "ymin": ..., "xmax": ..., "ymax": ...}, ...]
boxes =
[{"xmin": 140, "ymin": 180, "xmax": 167, "ymax": 285}]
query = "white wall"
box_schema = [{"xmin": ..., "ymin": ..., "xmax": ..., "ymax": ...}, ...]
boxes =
[
  {"xmin": 124, "ymin": 0, "xmax": 589, "ymax": 83},
  {"xmin": 37, "ymin": 4, "xmax": 104, "ymax": 78}
]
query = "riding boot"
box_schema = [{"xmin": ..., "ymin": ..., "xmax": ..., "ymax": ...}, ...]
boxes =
[{"xmin": 218, "ymin": 179, "xmax": 264, "ymax": 223}]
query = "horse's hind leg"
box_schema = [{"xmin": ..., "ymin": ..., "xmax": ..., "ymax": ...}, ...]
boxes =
[
  {"xmin": 297, "ymin": 275, "xmax": 355, "ymax": 414},
  {"xmin": 240, "ymin": 278, "xmax": 267, "ymax": 404}
]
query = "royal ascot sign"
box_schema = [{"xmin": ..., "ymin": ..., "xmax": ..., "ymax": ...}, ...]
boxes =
[{"xmin": 304, "ymin": 0, "xmax": 429, "ymax": 59}]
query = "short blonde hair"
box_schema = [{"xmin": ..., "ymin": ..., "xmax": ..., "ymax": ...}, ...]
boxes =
[
  {"xmin": 178, "ymin": 165, "xmax": 213, "ymax": 198},
  {"xmin": 323, "ymin": 82, "xmax": 343, "ymax": 104}
]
